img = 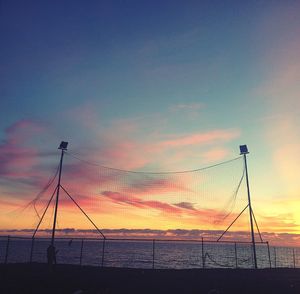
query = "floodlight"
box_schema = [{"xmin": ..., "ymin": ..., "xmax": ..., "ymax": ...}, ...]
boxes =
[
  {"xmin": 58, "ymin": 141, "xmax": 68, "ymax": 150},
  {"xmin": 239, "ymin": 145, "xmax": 249, "ymax": 155}
]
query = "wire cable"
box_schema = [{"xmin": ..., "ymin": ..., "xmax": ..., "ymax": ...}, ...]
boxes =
[{"xmin": 66, "ymin": 151, "xmax": 242, "ymax": 174}]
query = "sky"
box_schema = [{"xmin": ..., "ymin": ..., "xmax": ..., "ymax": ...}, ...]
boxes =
[{"xmin": 1, "ymin": 0, "xmax": 300, "ymax": 246}]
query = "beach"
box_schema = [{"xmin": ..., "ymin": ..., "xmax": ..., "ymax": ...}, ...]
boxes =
[{"xmin": 1, "ymin": 263, "xmax": 300, "ymax": 294}]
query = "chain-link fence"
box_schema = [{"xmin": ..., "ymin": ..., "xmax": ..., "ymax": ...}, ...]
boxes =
[{"xmin": 1, "ymin": 235, "xmax": 298, "ymax": 269}]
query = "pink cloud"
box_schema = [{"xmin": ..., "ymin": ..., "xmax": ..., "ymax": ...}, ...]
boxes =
[
  {"xmin": 201, "ymin": 148, "xmax": 229, "ymax": 163},
  {"xmin": 100, "ymin": 190, "xmax": 239, "ymax": 226},
  {"xmin": 102, "ymin": 128, "xmax": 239, "ymax": 170},
  {"xmin": 99, "ymin": 141, "xmax": 149, "ymax": 170},
  {"xmin": 101, "ymin": 190, "xmax": 183, "ymax": 214},
  {"xmin": 0, "ymin": 120, "xmax": 44, "ymax": 181},
  {"xmin": 65, "ymin": 102, "xmax": 240, "ymax": 171},
  {"xmin": 158, "ymin": 129, "xmax": 239, "ymax": 148}
]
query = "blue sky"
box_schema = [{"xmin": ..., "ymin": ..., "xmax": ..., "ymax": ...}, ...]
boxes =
[{"xmin": 1, "ymin": 1, "xmax": 269, "ymax": 124}]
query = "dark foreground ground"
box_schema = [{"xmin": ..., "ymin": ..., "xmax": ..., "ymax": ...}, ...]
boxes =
[{"xmin": 1, "ymin": 263, "xmax": 300, "ymax": 294}]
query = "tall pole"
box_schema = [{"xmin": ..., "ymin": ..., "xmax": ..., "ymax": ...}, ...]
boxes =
[
  {"xmin": 51, "ymin": 141, "xmax": 68, "ymax": 246},
  {"xmin": 240, "ymin": 145, "xmax": 257, "ymax": 269}
]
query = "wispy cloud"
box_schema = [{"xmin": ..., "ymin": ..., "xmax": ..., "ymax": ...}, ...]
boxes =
[
  {"xmin": 173, "ymin": 202, "xmax": 196, "ymax": 210},
  {"xmin": 101, "ymin": 191, "xmax": 182, "ymax": 214},
  {"xmin": 168, "ymin": 102, "xmax": 203, "ymax": 118},
  {"xmin": 0, "ymin": 120, "xmax": 43, "ymax": 182},
  {"xmin": 158, "ymin": 129, "xmax": 239, "ymax": 149},
  {"xmin": 65, "ymin": 104, "xmax": 240, "ymax": 170}
]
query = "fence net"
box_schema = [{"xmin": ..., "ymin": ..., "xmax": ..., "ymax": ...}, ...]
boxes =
[{"xmin": 8, "ymin": 153, "xmax": 251, "ymax": 241}]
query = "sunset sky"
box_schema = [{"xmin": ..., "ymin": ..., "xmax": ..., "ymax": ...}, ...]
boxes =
[{"xmin": 1, "ymin": 1, "xmax": 300, "ymax": 246}]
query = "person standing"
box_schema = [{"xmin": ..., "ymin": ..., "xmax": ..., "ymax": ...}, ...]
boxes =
[{"xmin": 47, "ymin": 244, "xmax": 56, "ymax": 270}]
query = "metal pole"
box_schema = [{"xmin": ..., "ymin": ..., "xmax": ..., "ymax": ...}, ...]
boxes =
[
  {"xmin": 243, "ymin": 153, "xmax": 257, "ymax": 269},
  {"xmin": 51, "ymin": 149, "xmax": 65, "ymax": 246},
  {"xmin": 79, "ymin": 239, "xmax": 84, "ymax": 266},
  {"xmin": 201, "ymin": 237, "xmax": 205, "ymax": 268},
  {"xmin": 4, "ymin": 235, "xmax": 10, "ymax": 264},
  {"xmin": 152, "ymin": 239, "xmax": 155, "ymax": 269},
  {"xmin": 234, "ymin": 242, "xmax": 238, "ymax": 269},
  {"xmin": 274, "ymin": 247, "xmax": 277, "ymax": 268},
  {"xmin": 267, "ymin": 242, "xmax": 271, "ymax": 268},
  {"xmin": 29, "ymin": 237, "xmax": 35, "ymax": 263},
  {"xmin": 101, "ymin": 238, "xmax": 105, "ymax": 267}
]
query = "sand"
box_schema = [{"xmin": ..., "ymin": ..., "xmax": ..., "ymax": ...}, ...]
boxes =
[{"xmin": 1, "ymin": 263, "xmax": 300, "ymax": 293}]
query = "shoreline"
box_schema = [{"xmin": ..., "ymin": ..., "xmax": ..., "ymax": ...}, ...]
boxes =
[{"xmin": 1, "ymin": 263, "xmax": 300, "ymax": 293}]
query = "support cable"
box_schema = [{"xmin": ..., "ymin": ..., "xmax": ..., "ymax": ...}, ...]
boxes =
[
  {"xmin": 10, "ymin": 164, "xmax": 59, "ymax": 219},
  {"xmin": 33, "ymin": 164, "xmax": 60, "ymax": 219},
  {"xmin": 215, "ymin": 168, "xmax": 245, "ymax": 224},
  {"xmin": 32, "ymin": 186, "xmax": 58, "ymax": 239},
  {"xmin": 217, "ymin": 204, "xmax": 249, "ymax": 241},
  {"xmin": 252, "ymin": 210, "xmax": 263, "ymax": 242},
  {"xmin": 60, "ymin": 185, "xmax": 106, "ymax": 239}
]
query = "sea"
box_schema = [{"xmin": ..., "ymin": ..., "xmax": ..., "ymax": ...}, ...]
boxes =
[{"xmin": 0, "ymin": 237, "xmax": 299, "ymax": 269}]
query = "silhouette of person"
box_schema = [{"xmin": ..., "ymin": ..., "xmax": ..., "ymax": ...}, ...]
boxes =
[{"xmin": 47, "ymin": 244, "xmax": 56, "ymax": 268}]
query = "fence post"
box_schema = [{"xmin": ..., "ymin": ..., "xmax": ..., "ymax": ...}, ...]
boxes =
[
  {"xmin": 274, "ymin": 247, "xmax": 277, "ymax": 268},
  {"xmin": 201, "ymin": 237, "xmax": 205, "ymax": 269},
  {"xmin": 293, "ymin": 248, "xmax": 296, "ymax": 268},
  {"xmin": 266, "ymin": 242, "xmax": 271, "ymax": 268},
  {"xmin": 79, "ymin": 239, "xmax": 84, "ymax": 266},
  {"xmin": 101, "ymin": 238, "xmax": 106, "ymax": 268},
  {"xmin": 234, "ymin": 242, "xmax": 238, "ymax": 269},
  {"xmin": 152, "ymin": 239, "xmax": 155, "ymax": 269},
  {"xmin": 29, "ymin": 237, "xmax": 35, "ymax": 263},
  {"xmin": 4, "ymin": 235, "xmax": 10, "ymax": 264}
]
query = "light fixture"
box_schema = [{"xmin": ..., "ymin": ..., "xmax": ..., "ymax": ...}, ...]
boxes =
[
  {"xmin": 239, "ymin": 144, "xmax": 249, "ymax": 155},
  {"xmin": 58, "ymin": 141, "xmax": 68, "ymax": 150}
]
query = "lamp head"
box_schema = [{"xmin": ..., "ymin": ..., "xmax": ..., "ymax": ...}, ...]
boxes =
[
  {"xmin": 58, "ymin": 141, "xmax": 68, "ymax": 150},
  {"xmin": 239, "ymin": 145, "xmax": 249, "ymax": 155}
]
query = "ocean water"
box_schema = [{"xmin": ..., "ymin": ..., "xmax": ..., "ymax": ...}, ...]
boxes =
[{"xmin": 0, "ymin": 237, "xmax": 299, "ymax": 269}]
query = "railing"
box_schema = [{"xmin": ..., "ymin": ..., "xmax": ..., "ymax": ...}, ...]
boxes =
[{"xmin": 0, "ymin": 235, "xmax": 298, "ymax": 269}]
